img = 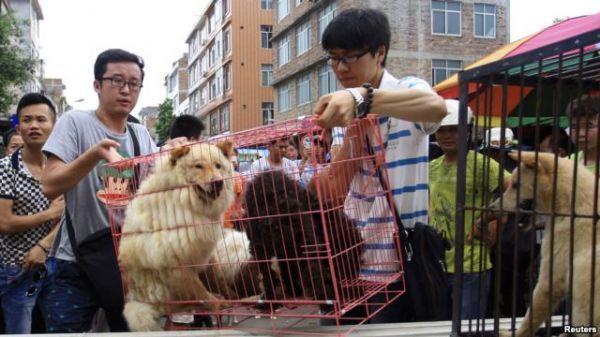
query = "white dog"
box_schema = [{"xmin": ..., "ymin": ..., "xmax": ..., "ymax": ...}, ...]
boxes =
[{"xmin": 119, "ymin": 141, "xmax": 235, "ymax": 331}]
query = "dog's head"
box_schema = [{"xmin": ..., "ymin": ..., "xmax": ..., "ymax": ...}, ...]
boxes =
[
  {"xmin": 490, "ymin": 151, "xmax": 559, "ymax": 213},
  {"xmin": 169, "ymin": 141, "xmax": 235, "ymax": 215}
]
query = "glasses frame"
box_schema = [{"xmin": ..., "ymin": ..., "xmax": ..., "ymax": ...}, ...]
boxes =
[
  {"xmin": 100, "ymin": 76, "xmax": 144, "ymax": 91},
  {"xmin": 326, "ymin": 49, "xmax": 371, "ymax": 67}
]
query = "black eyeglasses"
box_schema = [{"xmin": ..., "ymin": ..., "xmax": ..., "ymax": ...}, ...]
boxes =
[
  {"xmin": 326, "ymin": 50, "xmax": 370, "ymax": 66},
  {"xmin": 25, "ymin": 268, "xmax": 47, "ymax": 297},
  {"xmin": 100, "ymin": 76, "xmax": 143, "ymax": 91}
]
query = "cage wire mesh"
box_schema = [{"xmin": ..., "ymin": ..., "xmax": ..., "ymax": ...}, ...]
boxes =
[
  {"xmin": 101, "ymin": 116, "xmax": 405, "ymax": 336},
  {"xmin": 454, "ymin": 29, "xmax": 600, "ymax": 336}
]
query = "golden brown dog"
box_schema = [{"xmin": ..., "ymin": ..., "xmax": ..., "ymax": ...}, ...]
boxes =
[{"xmin": 495, "ymin": 152, "xmax": 599, "ymax": 337}]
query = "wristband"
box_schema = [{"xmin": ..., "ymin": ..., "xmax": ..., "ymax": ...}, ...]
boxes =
[{"xmin": 36, "ymin": 243, "xmax": 49, "ymax": 254}]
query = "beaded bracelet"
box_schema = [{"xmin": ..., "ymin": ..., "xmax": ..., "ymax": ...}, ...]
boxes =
[{"xmin": 357, "ymin": 83, "xmax": 374, "ymax": 118}]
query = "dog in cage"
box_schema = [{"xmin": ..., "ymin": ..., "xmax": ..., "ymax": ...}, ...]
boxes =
[
  {"xmin": 118, "ymin": 142, "xmax": 236, "ymax": 331},
  {"xmin": 494, "ymin": 152, "xmax": 600, "ymax": 337},
  {"xmin": 243, "ymin": 170, "xmax": 364, "ymax": 310}
]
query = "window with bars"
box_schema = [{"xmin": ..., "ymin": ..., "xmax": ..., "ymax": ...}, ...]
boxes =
[
  {"xmin": 296, "ymin": 73, "xmax": 311, "ymax": 106},
  {"xmin": 318, "ymin": 2, "xmax": 336, "ymax": 42},
  {"xmin": 261, "ymin": 25, "xmax": 272, "ymax": 49},
  {"xmin": 431, "ymin": 59, "xmax": 462, "ymax": 85},
  {"xmin": 262, "ymin": 102, "xmax": 274, "ymax": 125},
  {"xmin": 278, "ymin": 34, "xmax": 291, "ymax": 67},
  {"xmin": 224, "ymin": 63, "xmax": 231, "ymax": 91},
  {"xmin": 474, "ymin": 3, "xmax": 496, "ymax": 38},
  {"xmin": 296, "ymin": 20, "xmax": 311, "ymax": 56},
  {"xmin": 277, "ymin": 82, "xmax": 291, "ymax": 111},
  {"xmin": 431, "ymin": 0, "xmax": 461, "ymax": 36},
  {"xmin": 261, "ymin": 64, "xmax": 274, "ymax": 86},
  {"xmin": 318, "ymin": 63, "xmax": 337, "ymax": 96}
]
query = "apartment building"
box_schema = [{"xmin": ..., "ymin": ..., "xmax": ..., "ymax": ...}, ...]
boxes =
[
  {"xmin": 186, "ymin": 0, "xmax": 274, "ymax": 136},
  {"xmin": 165, "ymin": 53, "xmax": 190, "ymax": 116},
  {"xmin": 11, "ymin": 0, "xmax": 44, "ymax": 93},
  {"xmin": 271, "ymin": 0, "xmax": 509, "ymax": 121}
]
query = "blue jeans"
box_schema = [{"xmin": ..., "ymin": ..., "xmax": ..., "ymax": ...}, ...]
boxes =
[
  {"xmin": 0, "ymin": 265, "xmax": 43, "ymax": 333},
  {"xmin": 448, "ymin": 271, "xmax": 491, "ymax": 320},
  {"xmin": 39, "ymin": 257, "xmax": 99, "ymax": 333}
]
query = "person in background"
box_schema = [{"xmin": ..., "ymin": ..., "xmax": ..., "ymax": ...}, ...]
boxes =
[
  {"xmin": 430, "ymin": 99, "xmax": 508, "ymax": 320},
  {"xmin": 299, "ymin": 135, "xmax": 328, "ymax": 188},
  {"xmin": 169, "ymin": 114, "xmax": 205, "ymax": 142},
  {"xmin": 284, "ymin": 140, "xmax": 300, "ymax": 165},
  {"xmin": 479, "ymin": 127, "xmax": 517, "ymax": 172},
  {"xmin": 0, "ymin": 93, "xmax": 64, "ymax": 333},
  {"xmin": 3, "ymin": 129, "xmax": 24, "ymax": 157},
  {"xmin": 249, "ymin": 139, "xmax": 300, "ymax": 181},
  {"xmin": 538, "ymin": 126, "xmax": 571, "ymax": 158},
  {"xmin": 568, "ymin": 95, "xmax": 600, "ymax": 172}
]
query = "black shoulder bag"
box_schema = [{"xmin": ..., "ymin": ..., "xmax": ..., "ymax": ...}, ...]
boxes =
[
  {"xmin": 63, "ymin": 123, "xmax": 139, "ymax": 332},
  {"xmin": 365, "ymin": 125, "xmax": 450, "ymax": 322}
]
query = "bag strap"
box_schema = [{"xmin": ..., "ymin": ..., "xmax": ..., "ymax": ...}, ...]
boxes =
[
  {"xmin": 65, "ymin": 124, "xmax": 140, "ymax": 258},
  {"xmin": 362, "ymin": 127, "xmax": 414, "ymax": 261}
]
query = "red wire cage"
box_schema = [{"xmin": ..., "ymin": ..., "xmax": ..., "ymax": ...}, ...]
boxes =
[{"xmin": 101, "ymin": 116, "xmax": 405, "ymax": 336}]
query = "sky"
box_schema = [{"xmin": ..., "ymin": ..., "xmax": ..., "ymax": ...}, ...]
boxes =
[{"xmin": 38, "ymin": 0, "xmax": 600, "ymax": 116}]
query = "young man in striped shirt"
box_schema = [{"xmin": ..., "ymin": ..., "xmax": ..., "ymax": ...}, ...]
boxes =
[{"xmin": 313, "ymin": 8, "xmax": 446, "ymax": 323}]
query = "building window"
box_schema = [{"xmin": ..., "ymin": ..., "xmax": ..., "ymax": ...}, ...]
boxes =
[
  {"xmin": 277, "ymin": 83, "xmax": 291, "ymax": 111},
  {"xmin": 209, "ymin": 77, "xmax": 217, "ymax": 100},
  {"xmin": 277, "ymin": 0, "xmax": 290, "ymax": 21},
  {"xmin": 222, "ymin": 0, "xmax": 230, "ymax": 17},
  {"xmin": 209, "ymin": 44, "xmax": 217, "ymax": 68},
  {"xmin": 261, "ymin": 25, "xmax": 273, "ymax": 49},
  {"xmin": 262, "ymin": 102, "xmax": 274, "ymax": 125},
  {"xmin": 318, "ymin": 1, "xmax": 337, "ymax": 42},
  {"xmin": 223, "ymin": 29, "xmax": 231, "ymax": 55},
  {"xmin": 220, "ymin": 104, "xmax": 230, "ymax": 132},
  {"xmin": 224, "ymin": 63, "xmax": 231, "ymax": 91},
  {"xmin": 210, "ymin": 111, "xmax": 218, "ymax": 135},
  {"xmin": 318, "ymin": 63, "xmax": 337, "ymax": 96},
  {"xmin": 200, "ymin": 85, "xmax": 208, "ymax": 106},
  {"xmin": 296, "ymin": 73, "xmax": 311, "ymax": 106},
  {"xmin": 431, "ymin": 0, "xmax": 461, "ymax": 36},
  {"xmin": 432, "ymin": 59, "xmax": 462, "ymax": 85},
  {"xmin": 277, "ymin": 34, "xmax": 291, "ymax": 67},
  {"xmin": 296, "ymin": 20, "xmax": 311, "ymax": 56},
  {"xmin": 474, "ymin": 3, "xmax": 496, "ymax": 38},
  {"xmin": 261, "ymin": 0, "xmax": 273, "ymax": 10},
  {"xmin": 261, "ymin": 64, "xmax": 273, "ymax": 86}
]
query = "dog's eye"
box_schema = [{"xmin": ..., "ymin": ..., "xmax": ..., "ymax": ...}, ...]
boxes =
[
  {"xmin": 195, "ymin": 164, "xmax": 203, "ymax": 169},
  {"xmin": 215, "ymin": 163, "xmax": 222, "ymax": 169}
]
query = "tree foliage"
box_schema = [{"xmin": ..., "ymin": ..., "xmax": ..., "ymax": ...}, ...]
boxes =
[
  {"xmin": 0, "ymin": 12, "xmax": 35, "ymax": 116},
  {"xmin": 155, "ymin": 98, "xmax": 174, "ymax": 143}
]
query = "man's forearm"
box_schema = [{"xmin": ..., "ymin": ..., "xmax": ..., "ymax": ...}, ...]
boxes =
[
  {"xmin": 42, "ymin": 149, "xmax": 102, "ymax": 199},
  {"xmin": 0, "ymin": 211, "xmax": 54, "ymax": 235},
  {"xmin": 370, "ymin": 88, "xmax": 446, "ymax": 123},
  {"xmin": 38, "ymin": 224, "xmax": 60, "ymax": 249}
]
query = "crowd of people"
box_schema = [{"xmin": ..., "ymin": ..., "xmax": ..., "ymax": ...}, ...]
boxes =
[{"xmin": 0, "ymin": 6, "xmax": 598, "ymax": 334}]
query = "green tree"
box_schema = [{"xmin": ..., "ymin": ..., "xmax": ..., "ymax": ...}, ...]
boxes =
[
  {"xmin": 0, "ymin": 12, "xmax": 35, "ymax": 116},
  {"xmin": 155, "ymin": 98, "xmax": 174, "ymax": 143}
]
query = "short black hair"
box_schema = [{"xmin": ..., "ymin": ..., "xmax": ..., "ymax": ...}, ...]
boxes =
[
  {"xmin": 94, "ymin": 48, "xmax": 145, "ymax": 81},
  {"xmin": 321, "ymin": 8, "xmax": 391, "ymax": 67},
  {"xmin": 568, "ymin": 95, "xmax": 600, "ymax": 119},
  {"xmin": 169, "ymin": 114, "xmax": 205, "ymax": 140},
  {"xmin": 2, "ymin": 129, "xmax": 18, "ymax": 147},
  {"xmin": 539, "ymin": 126, "xmax": 572, "ymax": 155},
  {"xmin": 16, "ymin": 92, "xmax": 57, "ymax": 122}
]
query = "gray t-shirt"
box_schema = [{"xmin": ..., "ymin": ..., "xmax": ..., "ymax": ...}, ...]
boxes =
[{"xmin": 43, "ymin": 110, "xmax": 157, "ymax": 261}]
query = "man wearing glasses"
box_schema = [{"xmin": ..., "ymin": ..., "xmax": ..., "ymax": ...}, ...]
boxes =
[
  {"xmin": 313, "ymin": 8, "xmax": 447, "ymax": 323},
  {"xmin": 39, "ymin": 49, "xmax": 159, "ymax": 332}
]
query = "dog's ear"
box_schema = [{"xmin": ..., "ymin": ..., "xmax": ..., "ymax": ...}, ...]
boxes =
[
  {"xmin": 216, "ymin": 140, "xmax": 234, "ymax": 158},
  {"xmin": 169, "ymin": 146, "xmax": 191, "ymax": 166}
]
